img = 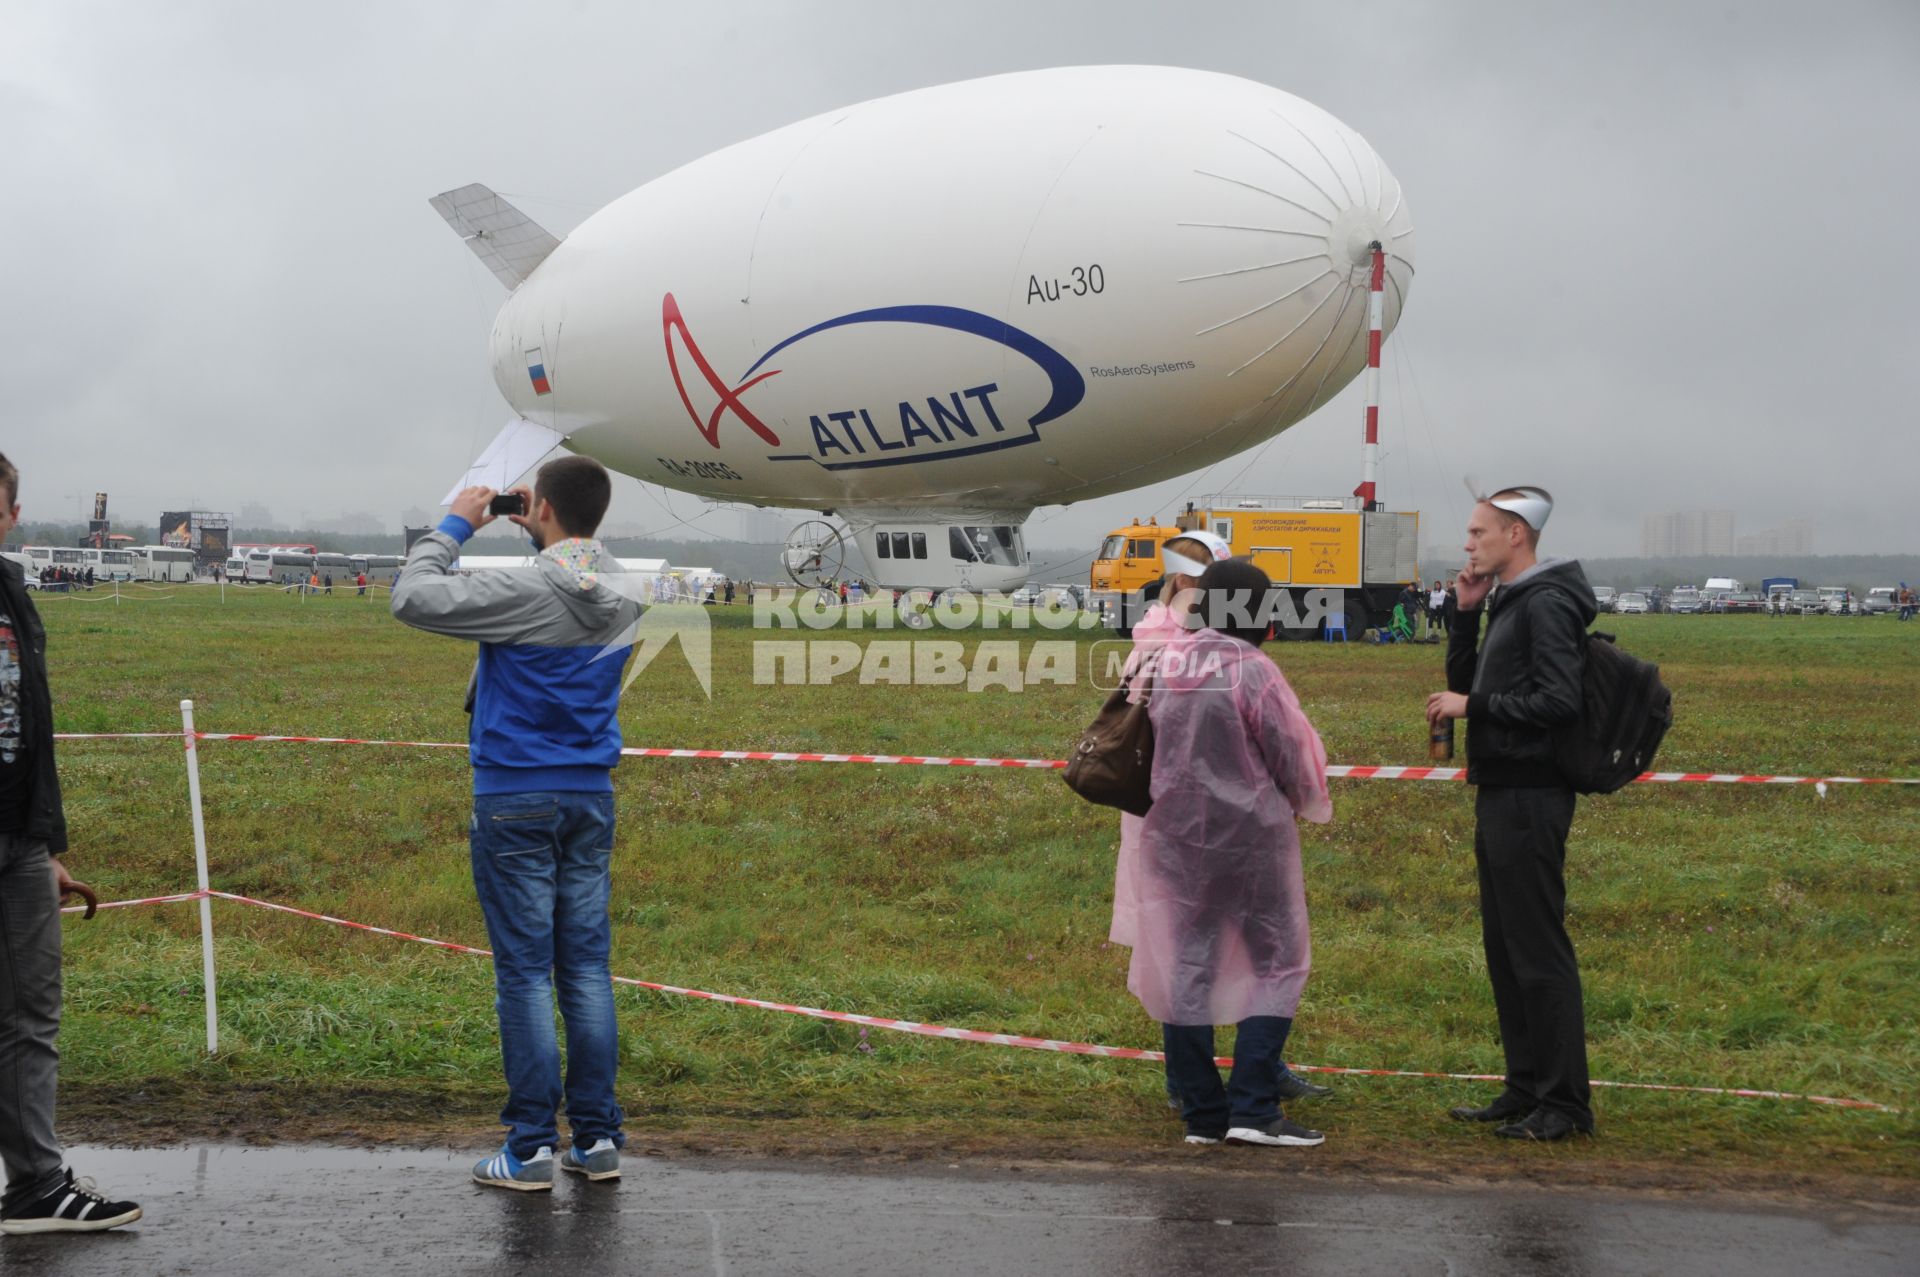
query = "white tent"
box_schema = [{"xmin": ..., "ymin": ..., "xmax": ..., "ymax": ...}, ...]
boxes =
[{"xmin": 452, "ymin": 554, "xmax": 673, "ymax": 597}]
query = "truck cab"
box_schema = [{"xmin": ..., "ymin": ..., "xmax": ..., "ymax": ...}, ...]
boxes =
[{"xmin": 1087, "ymin": 521, "xmax": 1179, "ymax": 623}]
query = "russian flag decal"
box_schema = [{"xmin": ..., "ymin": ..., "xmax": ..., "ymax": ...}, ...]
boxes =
[{"xmin": 526, "ymin": 348, "xmax": 552, "ymax": 396}]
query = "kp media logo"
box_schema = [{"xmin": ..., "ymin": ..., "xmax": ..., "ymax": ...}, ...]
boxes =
[
  {"xmin": 661, "ymin": 292, "xmax": 1085, "ymax": 471},
  {"xmin": 592, "ymin": 577, "xmax": 714, "ymax": 700}
]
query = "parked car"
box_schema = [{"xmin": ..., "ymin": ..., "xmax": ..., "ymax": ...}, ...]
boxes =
[
  {"xmin": 1716, "ymin": 592, "xmax": 1768, "ymax": 614},
  {"xmin": 0, "ymin": 551, "xmax": 42, "ymax": 591},
  {"xmin": 1615, "ymin": 592, "xmax": 1650, "ymax": 614},
  {"xmin": 1592, "ymin": 586, "xmax": 1617, "ymax": 613},
  {"xmin": 1862, "ymin": 587, "xmax": 1897, "ymax": 615},
  {"xmin": 1041, "ymin": 583, "xmax": 1088, "ymax": 610},
  {"xmin": 1667, "ymin": 587, "xmax": 1704, "ymax": 614},
  {"xmin": 1787, "ymin": 589, "xmax": 1823, "ymax": 615}
]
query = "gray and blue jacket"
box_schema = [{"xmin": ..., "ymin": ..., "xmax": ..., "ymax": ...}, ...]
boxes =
[{"xmin": 391, "ymin": 516, "xmax": 645, "ymax": 795}]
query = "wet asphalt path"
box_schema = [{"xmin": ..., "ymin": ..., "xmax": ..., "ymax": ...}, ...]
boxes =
[{"xmin": 0, "ymin": 1145, "xmax": 1911, "ymax": 1276}]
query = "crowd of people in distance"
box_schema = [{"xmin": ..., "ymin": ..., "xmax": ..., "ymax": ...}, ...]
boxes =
[
  {"xmin": 30, "ymin": 565, "xmax": 95, "ymax": 591},
  {"xmin": 1384, "ymin": 578, "xmax": 1455, "ymax": 642},
  {"xmin": 822, "ymin": 577, "xmax": 871, "ymax": 605},
  {"xmin": 639, "ymin": 574, "xmax": 737, "ymax": 605}
]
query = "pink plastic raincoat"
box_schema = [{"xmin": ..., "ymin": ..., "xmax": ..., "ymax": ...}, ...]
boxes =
[
  {"xmin": 1124, "ymin": 627, "xmax": 1332, "ymax": 1026},
  {"xmin": 1108, "ymin": 600, "xmax": 1186, "ymax": 947}
]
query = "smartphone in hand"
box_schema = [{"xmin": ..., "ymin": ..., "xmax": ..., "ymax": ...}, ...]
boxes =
[{"xmin": 488, "ymin": 493, "xmax": 527, "ymax": 517}]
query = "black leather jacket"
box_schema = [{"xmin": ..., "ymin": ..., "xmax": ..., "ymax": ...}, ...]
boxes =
[
  {"xmin": 1445, "ymin": 558, "xmax": 1596, "ymax": 787},
  {"xmin": 0, "ymin": 559, "xmax": 67, "ymax": 854}
]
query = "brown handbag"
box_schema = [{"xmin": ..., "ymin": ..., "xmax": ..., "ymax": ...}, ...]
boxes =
[{"xmin": 1062, "ymin": 667, "xmax": 1155, "ymax": 816}]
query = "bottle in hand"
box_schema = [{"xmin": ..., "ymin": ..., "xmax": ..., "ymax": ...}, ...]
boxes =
[{"xmin": 1429, "ymin": 718, "xmax": 1455, "ymax": 762}]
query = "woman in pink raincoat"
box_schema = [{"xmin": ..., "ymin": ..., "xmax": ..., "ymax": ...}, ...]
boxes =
[
  {"xmin": 1128, "ymin": 558, "xmax": 1333, "ymax": 1148},
  {"xmin": 1109, "ymin": 531, "xmax": 1230, "ymax": 950},
  {"xmin": 1111, "ymin": 535, "xmax": 1332, "ymax": 1116}
]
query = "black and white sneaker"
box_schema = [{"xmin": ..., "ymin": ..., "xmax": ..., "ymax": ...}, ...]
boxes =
[
  {"xmin": 1225, "ymin": 1117, "xmax": 1325, "ymax": 1147},
  {"xmin": 0, "ymin": 1169, "xmax": 142, "ymax": 1234}
]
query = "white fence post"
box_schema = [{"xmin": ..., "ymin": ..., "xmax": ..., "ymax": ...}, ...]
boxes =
[{"xmin": 180, "ymin": 699, "xmax": 219, "ymax": 1054}]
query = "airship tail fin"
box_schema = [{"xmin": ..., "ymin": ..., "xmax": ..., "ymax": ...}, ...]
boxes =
[{"xmin": 428, "ymin": 183, "xmax": 560, "ymax": 289}]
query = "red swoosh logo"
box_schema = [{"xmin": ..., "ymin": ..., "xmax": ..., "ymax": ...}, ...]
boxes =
[{"xmin": 662, "ymin": 293, "xmax": 782, "ymax": 449}]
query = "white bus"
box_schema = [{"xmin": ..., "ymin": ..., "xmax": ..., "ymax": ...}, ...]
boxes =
[
  {"xmin": 100, "ymin": 549, "xmax": 139, "ymax": 581},
  {"xmin": 50, "ymin": 548, "xmax": 99, "ymax": 581},
  {"xmin": 243, "ymin": 551, "xmax": 275, "ymax": 584},
  {"xmin": 351, "ymin": 554, "xmax": 405, "ymax": 585},
  {"xmin": 268, "ymin": 551, "xmax": 316, "ymax": 584},
  {"xmin": 133, "ymin": 545, "xmax": 198, "ymax": 582},
  {"xmin": 313, "ymin": 552, "xmax": 355, "ymax": 587}
]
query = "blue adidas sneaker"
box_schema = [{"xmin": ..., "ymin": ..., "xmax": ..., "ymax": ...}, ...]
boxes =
[
  {"xmin": 471, "ymin": 1145, "xmax": 554, "ymax": 1191},
  {"xmin": 560, "ymin": 1138, "xmax": 620, "ymax": 1181}
]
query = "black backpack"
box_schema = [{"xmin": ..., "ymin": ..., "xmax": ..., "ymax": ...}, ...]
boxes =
[{"xmin": 1555, "ymin": 632, "xmax": 1673, "ymax": 794}]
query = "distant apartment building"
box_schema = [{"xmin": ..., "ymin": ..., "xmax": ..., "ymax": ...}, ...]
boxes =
[
  {"xmin": 1735, "ymin": 520, "xmax": 1813, "ymax": 557},
  {"xmin": 738, "ymin": 506, "xmax": 788, "ymax": 544},
  {"xmin": 1641, "ymin": 510, "xmax": 1735, "ymax": 558}
]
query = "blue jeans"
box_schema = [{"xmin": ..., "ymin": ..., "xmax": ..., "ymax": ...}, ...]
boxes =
[
  {"xmin": 1163, "ymin": 1016, "xmax": 1293, "ymax": 1134},
  {"xmin": 469, "ymin": 791, "xmax": 624, "ymax": 1159}
]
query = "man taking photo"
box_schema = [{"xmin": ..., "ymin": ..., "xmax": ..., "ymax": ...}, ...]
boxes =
[
  {"xmin": 392, "ymin": 455, "xmax": 644, "ymax": 1190},
  {"xmin": 0, "ymin": 453, "xmax": 142, "ymax": 1234},
  {"xmin": 1425, "ymin": 486, "xmax": 1598, "ymax": 1142}
]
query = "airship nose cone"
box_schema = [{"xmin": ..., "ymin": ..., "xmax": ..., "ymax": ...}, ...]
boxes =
[
  {"xmin": 1174, "ymin": 87, "xmax": 1413, "ymax": 413},
  {"xmin": 1328, "ymin": 204, "xmax": 1389, "ymax": 276}
]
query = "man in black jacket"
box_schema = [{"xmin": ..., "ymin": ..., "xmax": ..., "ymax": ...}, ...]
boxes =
[
  {"xmin": 0, "ymin": 454, "xmax": 142, "ymax": 1233},
  {"xmin": 1425, "ymin": 486, "xmax": 1598, "ymax": 1141}
]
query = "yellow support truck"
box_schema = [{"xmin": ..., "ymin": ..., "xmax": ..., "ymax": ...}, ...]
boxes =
[{"xmin": 1089, "ymin": 493, "xmax": 1421, "ymax": 637}]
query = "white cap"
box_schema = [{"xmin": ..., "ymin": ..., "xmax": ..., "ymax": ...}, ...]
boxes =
[
  {"xmin": 1161, "ymin": 529, "xmax": 1234, "ymax": 578},
  {"xmin": 1465, "ymin": 479, "xmax": 1554, "ymax": 532}
]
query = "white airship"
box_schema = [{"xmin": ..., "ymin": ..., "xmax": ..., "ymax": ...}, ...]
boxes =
[{"xmin": 432, "ymin": 65, "xmax": 1413, "ymax": 593}]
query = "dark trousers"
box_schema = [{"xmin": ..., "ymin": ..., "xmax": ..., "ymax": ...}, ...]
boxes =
[
  {"xmin": 0, "ymin": 834, "xmax": 65, "ymax": 1213},
  {"xmin": 1474, "ymin": 785, "xmax": 1592, "ymax": 1121},
  {"xmin": 1162, "ymin": 1016, "xmax": 1292, "ymax": 1134}
]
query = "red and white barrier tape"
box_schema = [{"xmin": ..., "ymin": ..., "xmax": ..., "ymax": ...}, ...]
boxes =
[
  {"xmin": 58, "ymin": 890, "xmax": 206, "ymax": 914},
  {"xmin": 50, "ymin": 731, "xmax": 1920, "ymax": 786},
  {"xmin": 59, "ymin": 887, "xmax": 1899, "ymax": 1114}
]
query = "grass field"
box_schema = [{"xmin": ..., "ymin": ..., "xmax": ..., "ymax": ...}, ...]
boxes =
[{"xmin": 33, "ymin": 583, "xmax": 1920, "ymax": 1186}]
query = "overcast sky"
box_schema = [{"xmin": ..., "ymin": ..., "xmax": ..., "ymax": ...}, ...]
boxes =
[{"xmin": 6, "ymin": 0, "xmax": 1916, "ymax": 562}]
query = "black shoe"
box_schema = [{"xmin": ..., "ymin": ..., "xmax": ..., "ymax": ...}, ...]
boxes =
[
  {"xmin": 0, "ymin": 1169, "xmax": 142, "ymax": 1234},
  {"xmin": 1276, "ymin": 1072, "xmax": 1333, "ymax": 1101},
  {"xmin": 1494, "ymin": 1108, "xmax": 1595, "ymax": 1141},
  {"xmin": 1449, "ymin": 1090, "xmax": 1535, "ymax": 1123}
]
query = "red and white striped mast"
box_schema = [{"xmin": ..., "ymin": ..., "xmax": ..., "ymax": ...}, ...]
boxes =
[{"xmin": 1355, "ymin": 241, "xmax": 1386, "ymax": 512}]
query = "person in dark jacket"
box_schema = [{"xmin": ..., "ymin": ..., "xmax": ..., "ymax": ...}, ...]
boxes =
[
  {"xmin": 0, "ymin": 454, "xmax": 142, "ymax": 1233},
  {"xmin": 1425, "ymin": 485, "xmax": 1598, "ymax": 1142}
]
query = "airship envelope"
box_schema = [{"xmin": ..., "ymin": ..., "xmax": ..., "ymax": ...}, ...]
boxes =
[{"xmin": 436, "ymin": 65, "xmax": 1412, "ymax": 590}]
